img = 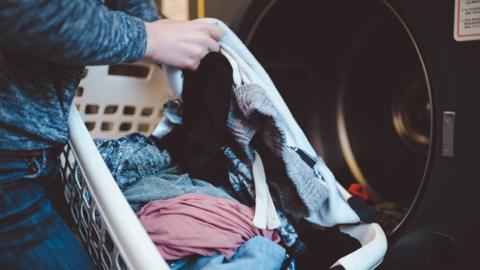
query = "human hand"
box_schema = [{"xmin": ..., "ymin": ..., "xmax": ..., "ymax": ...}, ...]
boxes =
[{"xmin": 144, "ymin": 19, "xmax": 224, "ymax": 70}]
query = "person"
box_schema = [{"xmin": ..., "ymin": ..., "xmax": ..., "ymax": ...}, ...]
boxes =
[{"xmin": 0, "ymin": 0, "xmax": 224, "ymax": 269}]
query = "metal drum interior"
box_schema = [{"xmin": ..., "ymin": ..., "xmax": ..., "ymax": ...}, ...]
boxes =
[{"xmin": 237, "ymin": 0, "xmax": 433, "ymax": 238}]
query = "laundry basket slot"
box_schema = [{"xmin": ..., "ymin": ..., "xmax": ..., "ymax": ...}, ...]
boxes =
[
  {"xmin": 74, "ymin": 64, "xmax": 173, "ymax": 139},
  {"xmin": 108, "ymin": 64, "xmax": 151, "ymax": 79}
]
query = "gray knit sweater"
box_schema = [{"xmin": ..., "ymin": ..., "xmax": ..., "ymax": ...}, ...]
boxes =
[{"xmin": 0, "ymin": 0, "xmax": 160, "ymax": 151}]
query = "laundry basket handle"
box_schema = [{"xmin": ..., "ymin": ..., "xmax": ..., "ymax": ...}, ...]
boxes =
[{"xmin": 68, "ymin": 106, "xmax": 169, "ymax": 270}]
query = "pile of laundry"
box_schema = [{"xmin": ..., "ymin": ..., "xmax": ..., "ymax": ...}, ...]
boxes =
[{"xmin": 94, "ymin": 19, "xmax": 375, "ymax": 270}]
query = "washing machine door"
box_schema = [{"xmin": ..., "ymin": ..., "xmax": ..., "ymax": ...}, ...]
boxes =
[
  {"xmin": 237, "ymin": 0, "xmax": 433, "ymax": 234},
  {"xmin": 233, "ymin": 0, "xmax": 480, "ymax": 269}
]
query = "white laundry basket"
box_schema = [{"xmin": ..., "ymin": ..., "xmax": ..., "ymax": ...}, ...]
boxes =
[{"xmin": 60, "ymin": 63, "xmax": 387, "ymax": 270}]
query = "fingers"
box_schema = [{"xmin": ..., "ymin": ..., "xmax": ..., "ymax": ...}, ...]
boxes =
[
  {"xmin": 206, "ymin": 25, "xmax": 225, "ymax": 41},
  {"xmin": 205, "ymin": 36, "xmax": 220, "ymax": 53},
  {"xmin": 187, "ymin": 60, "xmax": 200, "ymax": 71},
  {"xmin": 195, "ymin": 21, "xmax": 225, "ymax": 41},
  {"xmin": 162, "ymin": 21, "xmax": 225, "ymax": 70}
]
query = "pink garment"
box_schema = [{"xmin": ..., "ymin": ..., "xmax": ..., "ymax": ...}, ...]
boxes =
[{"xmin": 136, "ymin": 193, "xmax": 281, "ymax": 260}]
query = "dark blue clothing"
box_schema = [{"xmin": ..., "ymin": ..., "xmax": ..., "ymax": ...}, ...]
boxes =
[
  {"xmin": 0, "ymin": 153, "xmax": 95, "ymax": 269},
  {"xmin": 0, "ymin": 1, "xmax": 160, "ymax": 268},
  {"xmin": 0, "ymin": 0, "xmax": 160, "ymax": 151},
  {"xmin": 94, "ymin": 133, "xmax": 235, "ymax": 212}
]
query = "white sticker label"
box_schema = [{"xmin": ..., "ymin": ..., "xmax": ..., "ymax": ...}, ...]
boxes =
[{"xmin": 454, "ymin": 0, "xmax": 480, "ymax": 41}]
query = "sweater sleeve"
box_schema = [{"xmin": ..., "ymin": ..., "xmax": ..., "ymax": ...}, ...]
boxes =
[
  {"xmin": 0, "ymin": 0, "xmax": 147, "ymax": 66},
  {"xmin": 105, "ymin": 0, "xmax": 162, "ymax": 22}
]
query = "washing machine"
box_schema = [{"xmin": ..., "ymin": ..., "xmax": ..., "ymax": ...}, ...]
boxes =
[{"xmin": 199, "ymin": 0, "xmax": 480, "ymax": 268}]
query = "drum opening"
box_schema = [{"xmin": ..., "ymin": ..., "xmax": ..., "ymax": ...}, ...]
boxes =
[{"xmin": 239, "ymin": 0, "xmax": 433, "ymax": 238}]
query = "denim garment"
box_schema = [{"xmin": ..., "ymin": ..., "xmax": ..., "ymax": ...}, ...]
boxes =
[
  {"xmin": 0, "ymin": 152, "xmax": 94, "ymax": 269},
  {"xmin": 169, "ymin": 236, "xmax": 286, "ymax": 270},
  {"xmin": 0, "ymin": 0, "xmax": 160, "ymax": 151},
  {"xmin": 95, "ymin": 133, "xmax": 235, "ymax": 212}
]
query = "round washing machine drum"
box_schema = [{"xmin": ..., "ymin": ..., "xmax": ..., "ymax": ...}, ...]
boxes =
[
  {"xmin": 235, "ymin": 0, "xmax": 433, "ymax": 239},
  {"xmin": 232, "ymin": 0, "xmax": 480, "ymax": 269}
]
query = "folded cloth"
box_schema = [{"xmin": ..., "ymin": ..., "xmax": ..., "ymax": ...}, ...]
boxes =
[
  {"xmin": 95, "ymin": 133, "xmax": 235, "ymax": 212},
  {"xmin": 123, "ymin": 173, "xmax": 236, "ymax": 212},
  {"xmin": 137, "ymin": 193, "xmax": 281, "ymax": 261},
  {"xmin": 161, "ymin": 18, "xmax": 360, "ymax": 227},
  {"xmin": 169, "ymin": 236, "xmax": 286, "ymax": 270}
]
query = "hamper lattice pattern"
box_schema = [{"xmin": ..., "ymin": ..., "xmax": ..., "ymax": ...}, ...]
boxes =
[{"xmin": 60, "ymin": 145, "xmax": 128, "ymax": 270}]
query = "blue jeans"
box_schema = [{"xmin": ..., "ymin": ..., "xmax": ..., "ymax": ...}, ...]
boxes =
[
  {"xmin": 169, "ymin": 236, "xmax": 286, "ymax": 270},
  {"xmin": 0, "ymin": 151, "xmax": 94, "ymax": 269}
]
